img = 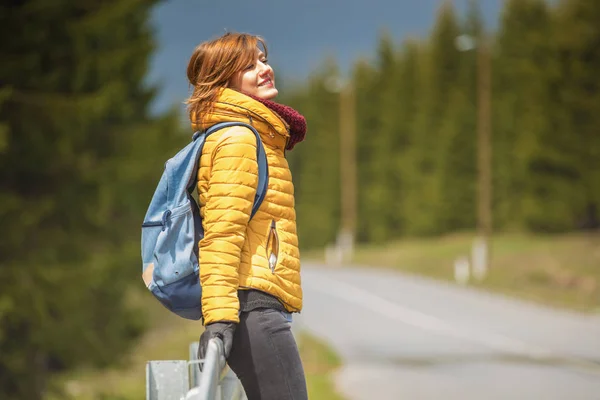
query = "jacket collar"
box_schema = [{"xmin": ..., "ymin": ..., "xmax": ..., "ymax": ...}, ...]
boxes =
[{"xmin": 193, "ymin": 88, "xmax": 290, "ymax": 147}]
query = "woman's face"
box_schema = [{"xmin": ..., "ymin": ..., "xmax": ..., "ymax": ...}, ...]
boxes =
[{"xmin": 231, "ymin": 50, "xmax": 278, "ymax": 100}]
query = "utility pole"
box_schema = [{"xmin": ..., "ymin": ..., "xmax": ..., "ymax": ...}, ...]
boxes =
[
  {"xmin": 475, "ymin": 33, "xmax": 492, "ymax": 273},
  {"xmin": 455, "ymin": 31, "xmax": 493, "ymax": 278},
  {"xmin": 339, "ymin": 83, "xmax": 357, "ymax": 258}
]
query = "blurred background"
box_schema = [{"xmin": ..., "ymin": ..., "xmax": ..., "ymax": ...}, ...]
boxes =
[{"xmin": 1, "ymin": 0, "xmax": 598, "ymax": 399}]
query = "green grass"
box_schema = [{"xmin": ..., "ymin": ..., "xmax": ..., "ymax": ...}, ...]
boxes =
[
  {"xmin": 345, "ymin": 232, "xmax": 600, "ymax": 312},
  {"xmin": 297, "ymin": 332, "xmax": 345, "ymax": 400},
  {"xmin": 50, "ymin": 299, "xmax": 344, "ymax": 399}
]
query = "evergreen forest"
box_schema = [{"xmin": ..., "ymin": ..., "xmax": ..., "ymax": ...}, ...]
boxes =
[{"xmin": 1, "ymin": 0, "xmax": 598, "ymax": 398}]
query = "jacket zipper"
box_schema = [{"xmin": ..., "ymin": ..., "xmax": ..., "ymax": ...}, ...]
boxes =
[{"xmin": 265, "ymin": 220, "xmax": 279, "ymax": 273}]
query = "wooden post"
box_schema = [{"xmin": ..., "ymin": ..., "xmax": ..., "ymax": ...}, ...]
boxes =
[
  {"xmin": 477, "ymin": 35, "xmax": 492, "ymax": 267},
  {"xmin": 339, "ymin": 84, "xmax": 357, "ymax": 256}
]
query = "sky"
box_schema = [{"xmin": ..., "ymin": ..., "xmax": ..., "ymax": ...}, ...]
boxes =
[{"xmin": 147, "ymin": 0, "xmax": 504, "ymax": 115}]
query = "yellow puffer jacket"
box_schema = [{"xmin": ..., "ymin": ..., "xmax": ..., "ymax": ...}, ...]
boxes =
[{"xmin": 194, "ymin": 88, "xmax": 302, "ymax": 324}]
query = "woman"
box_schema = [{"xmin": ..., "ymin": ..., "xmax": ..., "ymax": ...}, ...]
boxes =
[{"xmin": 186, "ymin": 32, "xmax": 308, "ymax": 400}]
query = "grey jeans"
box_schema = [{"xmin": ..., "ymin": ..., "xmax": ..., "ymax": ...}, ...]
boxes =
[{"xmin": 227, "ymin": 308, "xmax": 308, "ymax": 400}]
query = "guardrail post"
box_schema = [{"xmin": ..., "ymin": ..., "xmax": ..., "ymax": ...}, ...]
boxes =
[
  {"xmin": 146, "ymin": 360, "xmax": 189, "ymax": 400},
  {"xmin": 147, "ymin": 339, "xmax": 247, "ymax": 400}
]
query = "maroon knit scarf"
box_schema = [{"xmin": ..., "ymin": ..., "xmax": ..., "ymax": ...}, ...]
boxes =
[{"xmin": 247, "ymin": 95, "xmax": 307, "ymax": 150}]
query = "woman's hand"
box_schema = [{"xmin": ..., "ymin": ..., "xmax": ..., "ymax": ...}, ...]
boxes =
[{"xmin": 198, "ymin": 321, "xmax": 237, "ymax": 361}]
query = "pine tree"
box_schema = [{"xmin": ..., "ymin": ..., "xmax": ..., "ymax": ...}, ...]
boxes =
[
  {"xmin": 355, "ymin": 31, "xmax": 401, "ymax": 243},
  {"xmin": 0, "ymin": 1, "xmax": 184, "ymax": 397},
  {"xmin": 403, "ymin": 1, "xmax": 462, "ymax": 235},
  {"xmin": 350, "ymin": 50, "xmax": 392, "ymax": 243},
  {"xmin": 548, "ymin": 0, "xmax": 600, "ymax": 230},
  {"xmin": 493, "ymin": 0, "xmax": 559, "ymax": 231},
  {"xmin": 435, "ymin": 0, "xmax": 482, "ymax": 232},
  {"xmin": 283, "ymin": 60, "xmax": 341, "ymax": 250},
  {"xmin": 387, "ymin": 39, "xmax": 423, "ymax": 237}
]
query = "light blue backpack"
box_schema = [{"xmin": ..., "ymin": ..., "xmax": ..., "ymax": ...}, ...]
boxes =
[{"xmin": 141, "ymin": 122, "xmax": 268, "ymax": 320}]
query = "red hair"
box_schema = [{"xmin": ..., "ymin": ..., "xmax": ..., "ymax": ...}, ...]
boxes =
[{"xmin": 186, "ymin": 32, "xmax": 267, "ymax": 124}]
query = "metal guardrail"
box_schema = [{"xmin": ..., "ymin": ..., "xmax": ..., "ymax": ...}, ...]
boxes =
[{"xmin": 146, "ymin": 338, "xmax": 247, "ymax": 400}]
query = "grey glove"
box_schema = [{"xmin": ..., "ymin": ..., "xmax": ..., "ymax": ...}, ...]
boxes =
[{"xmin": 198, "ymin": 322, "xmax": 237, "ymax": 361}]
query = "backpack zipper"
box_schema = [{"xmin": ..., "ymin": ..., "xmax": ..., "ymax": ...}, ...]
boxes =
[{"xmin": 142, "ymin": 221, "xmax": 163, "ymax": 227}]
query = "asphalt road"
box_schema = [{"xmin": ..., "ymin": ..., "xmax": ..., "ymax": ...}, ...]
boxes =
[{"xmin": 294, "ymin": 263, "xmax": 600, "ymax": 400}]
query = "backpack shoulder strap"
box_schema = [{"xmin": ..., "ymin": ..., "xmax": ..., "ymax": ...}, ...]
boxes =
[{"xmin": 198, "ymin": 122, "xmax": 269, "ymax": 220}]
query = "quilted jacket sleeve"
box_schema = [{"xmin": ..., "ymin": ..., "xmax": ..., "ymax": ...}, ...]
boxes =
[{"xmin": 199, "ymin": 127, "xmax": 259, "ymax": 324}]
